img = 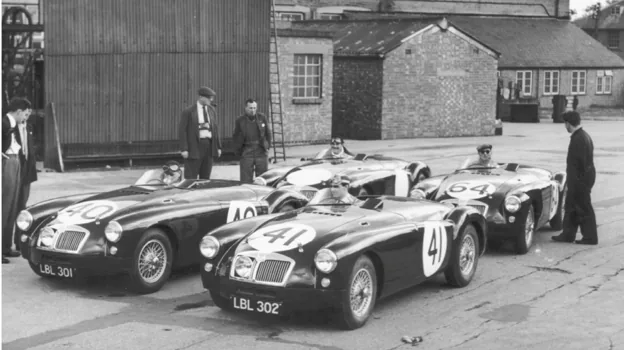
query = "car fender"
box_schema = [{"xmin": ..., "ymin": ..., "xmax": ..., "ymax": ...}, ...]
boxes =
[
  {"xmin": 443, "ymin": 206, "xmax": 488, "ymax": 255},
  {"xmin": 19, "ymin": 192, "xmax": 101, "ymax": 235},
  {"xmin": 113, "ymin": 202, "xmax": 225, "ymax": 232},
  {"xmin": 254, "ymin": 166, "xmax": 293, "ymax": 187},
  {"xmin": 262, "ymin": 189, "xmax": 309, "ymax": 213}
]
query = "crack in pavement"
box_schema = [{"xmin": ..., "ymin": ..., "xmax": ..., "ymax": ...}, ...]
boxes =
[
  {"xmin": 465, "ymin": 301, "xmax": 492, "ymax": 312},
  {"xmin": 579, "ymin": 268, "xmax": 624, "ymax": 300},
  {"xmin": 510, "ymin": 270, "xmax": 537, "ymax": 282},
  {"xmin": 526, "ymin": 278, "xmax": 583, "ymax": 303},
  {"xmin": 443, "ymin": 321, "xmax": 519, "ymax": 349},
  {"xmin": 256, "ymin": 335, "xmax": 344, "ymax": 350},
  {"xmin": 527, "ymin": 266, "xmax": 572, "ymax": 274},
  {"xmin": 442, "ymin": 277, "xmax": 502, "ymax": 301}
]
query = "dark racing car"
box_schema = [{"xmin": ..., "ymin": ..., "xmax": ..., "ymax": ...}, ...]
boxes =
[
  {"xmin": 410, "ymin": 157, "xmax": 567, "ymax": 254},
  {"xmin": 198, "ymin": 178, "xmax": 487, "ymax": 329},
  {"xmin": 15, "ymin": 162, "xmax": 299, "ymax": 294},
  {"xmin": 254, "ymin": 150, "xmax": 431, "ymax": 198}
]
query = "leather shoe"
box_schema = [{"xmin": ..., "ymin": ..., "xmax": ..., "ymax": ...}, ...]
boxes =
[
  {"xmin": 4, "ymin": 250, "xmax": 20, "ymax": 258},
  {"xmin": 2, "ymin": 256, "xmax": 9, "ymax": 264},
  {"xmin": 552, "ymin": 235, "xmax": 574, "ymax": 243},
  {"xmin": 575, "ymin": 239, "xmax": 598, "ymax": 245}
]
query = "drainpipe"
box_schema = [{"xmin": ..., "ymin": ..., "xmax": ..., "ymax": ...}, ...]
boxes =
[{"xmin": 555, "ymin": 0, "xmax": 559, "ymax": 18}]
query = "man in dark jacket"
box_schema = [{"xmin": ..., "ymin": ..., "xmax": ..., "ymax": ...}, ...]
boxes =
[
  {"xmin": 16, "ymin": 108, "xmax": 38, "ymax": 251},
  {"xmin": 232, "ymin": 99, "xmax": 272, "ymax": 183},
  {"xmin": 552, "ymin": 111, "xmax": 598, "ymax": 245},
  {"xmin": 2, "ymin": 97, "xmax": 31, "ymax": 263},
  {"xmin": 178, "ymin": 87, "xmax": 222, "ymax": 179}
]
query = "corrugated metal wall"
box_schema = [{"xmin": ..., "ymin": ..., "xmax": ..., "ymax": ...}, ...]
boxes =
[{"xmin": 44, "ymin": 0, "xmax": 269, "ymax": 158}]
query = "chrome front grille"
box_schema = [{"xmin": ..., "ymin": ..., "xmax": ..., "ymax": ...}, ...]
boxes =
[
  {"xmin": 255, "ymin": 260, "xmax": 291, "ymax": 283},
  {"xmin": 55, "ymin": 230, "xmax": 86, "ymax": 252}
]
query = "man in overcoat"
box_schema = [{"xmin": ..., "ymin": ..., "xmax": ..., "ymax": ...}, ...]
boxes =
[{"xmin": 232, "ymin": 99, "xmax": 272, "ymax": 183}]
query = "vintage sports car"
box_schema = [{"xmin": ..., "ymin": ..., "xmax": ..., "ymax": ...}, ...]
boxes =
[
  {"xmin": 410, "ymin": 157, "xmax": 567, "ymax": 254},
  {"xmin": 15, "ymin": 162, "xmax": 299, "ymax": 294},
  {"xmin": 199, "ymin": 178, "xmax": 487, "ymax": 329},
  {"xmin": 254, "ymin": 151, "xmax": 431, "ymax": 199}
]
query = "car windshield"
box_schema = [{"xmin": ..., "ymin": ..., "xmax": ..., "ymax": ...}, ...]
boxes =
[
  {"xmin": 456, "ymin": 156, "xmax": 500, "ymax": 171},
  {"xmin": 134, "ymin": 169, "xmax": 184, "ymax": 187},
  {"xmin": 312, "ymin": 148, "xmax": 355, "ymax": 160},
  {"xmin": 308, "ymin": 186, "xmax": 358, "ymax": 205}
]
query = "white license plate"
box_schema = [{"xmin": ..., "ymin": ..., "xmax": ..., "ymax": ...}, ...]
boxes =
[
  {"xmin": 39, "ymin": 264, "xmax": 75, "ymax": 278},
  {"xmin": 232, "ymin": 296, "xmax": 281, "ymax": 315}
]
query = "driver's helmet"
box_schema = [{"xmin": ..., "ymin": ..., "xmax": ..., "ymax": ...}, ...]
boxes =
[{"xmin": 161, "ymin": 160, "xmax": 183, "ymax": 185}]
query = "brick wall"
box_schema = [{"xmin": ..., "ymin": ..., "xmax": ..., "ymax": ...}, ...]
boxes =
[
  {"xmin": 277, "ymin": 35, "xmax": 334, "ymax": 143},
  {"xmin": 332, "ymin": 58, "xmax": 384, "ymax": 139},
  {"xmin": 499, "ymin": 68, "xmax": 624, "ymax": 109},
  {"xmin": 381, "ymin": 26, "xmax": 498, "ymax": 139},
  {"xmin": 275, "ymin": 0, "xmax": 570, "ymax": 18}
]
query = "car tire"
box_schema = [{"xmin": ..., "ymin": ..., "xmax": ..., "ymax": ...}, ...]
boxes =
[
  {"xmin": 444, "ymin": 224, "xmax": 479, "ymax": 287},
  {"xmin": 128, "ymin": 228, "xmax": 173, "ymax": 294},
  {"xmin": 337, "ymin": 255, "xmax": 377, "ymax": 330},
  {"xmin": 549, "ymin": 183, "xmax": 567, "ymax": 231},
  {"xmin": 515, "ymin": 204, "xmax": 535, "ymax": 255},
  {"xmin": 209, "ymin": 290, "xmax": 232, "ymax": 310}
]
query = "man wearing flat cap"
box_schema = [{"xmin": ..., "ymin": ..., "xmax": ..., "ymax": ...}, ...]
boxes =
[
  {"xmin": 466, "ymin": 144, "xmax": 497, "ymax": 168},
  {"xmin": 232, "ymin": 98, "xmax": 272, "ymax": 183},
  {"xmin": 552, "ymin": 111, "xmax": 598, "ymax": 245},
  {"xmin": 178, "ymin": 87, "xmax": 222, "ymax": 179}
]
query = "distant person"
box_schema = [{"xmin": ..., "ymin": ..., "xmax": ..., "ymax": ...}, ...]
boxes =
[
  {"xmin": 232, "ymin": 98, "xmax": 272, "ymax": 183},
  {"xmin": 16, "ymin": 107, "xmax": 37, "ymax": 252},
  {"xmin": 2, "ymin": 97, "xmax": 31, "ymax": 263},
  {"xmin": 315, "ymin": 137, "xmax": 354, "ymax": 159},
  {"xmin": 552, "ymin": 111, "xmax": 597, "ymax": 245},
  {"xmin": 178, "ymin": 87, "xmax": 222, "ymax": 180},
  {"xmin": 465, "ymin": 144, "xmax": 498, "ymax": 168}
]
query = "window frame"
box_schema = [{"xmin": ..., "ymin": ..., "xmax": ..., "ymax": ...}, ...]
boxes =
[
  {"xmin": 608, "ymin": 31, "xmax": 620, "ymax": 49},
  {"xmin": 543, "ymin": 70, "xmax": 560, "ymax": 95},
  {"xmin": 292, "ymin": 54, "xmax": 323, "ymax": 99},
  {"xmin": 319, "ymin": 13, "xmax": 343, "ymax": 20},
  {"xmin": 596, "ymin": 70, "xmax": 613, "ymax": 95},
  {"xmin": 515, "ymin": 70, "xmax": 533, "ymax": 96},
  {"xmin": 571, "ymin": 70, "xmax": 587, "ymax": 95},
  {"xmin": 277, "ymin": 12, "xmax": 305, "ymax": 21}
]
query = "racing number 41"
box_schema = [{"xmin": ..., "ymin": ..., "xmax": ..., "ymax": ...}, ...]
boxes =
[{"xmin": 428, "ymin": 225, "xmax": 443, "ymax": 265}]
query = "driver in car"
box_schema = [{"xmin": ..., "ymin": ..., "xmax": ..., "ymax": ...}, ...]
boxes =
[
  {"xmin": 467, "ymin": 144, "xmax": 498, "ymax": 168},
  {"xmin": 316, "ymin": 137, "xmax": 354, "ymax": 159},
  {"xmin": 160, "ymin": 160, "xmax": 183, "ymax": 185}
]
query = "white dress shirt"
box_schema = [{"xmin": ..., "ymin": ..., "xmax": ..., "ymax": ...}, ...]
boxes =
[
  {"xmin": 196, "ymin": 102, "xmax": 212, "ymax": 139},
  {"xmin": 5, "ymin": 113, "xmax": 21, "ymax": 155}
]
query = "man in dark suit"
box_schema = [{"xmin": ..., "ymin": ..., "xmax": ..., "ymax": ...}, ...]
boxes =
[
  {"xmin": 16, "ymin": 108, "xmax": 38, "ymax": 251},
  {"xmin": 232, "ymin": 98, "xmax": 272, "ymax": 183},
  {"xmin": 178, "ymin": 87, "xmax": 222, "ymax": 179},
  {"xmin": 2, "ymin": 97, "xmax": 31, "ymax": 263},
  {"xmin": 552, "ymin": 111, "xmax": 598, "ymax": 245}
]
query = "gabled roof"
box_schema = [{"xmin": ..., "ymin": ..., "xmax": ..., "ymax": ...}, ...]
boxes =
[
  {"xmin": 573, "ymin": 0, "xmax": 624, "ymax": 30},
  {"xmin": 447, "ymin": 16, "xmax": 624, "ymax": 68},
  {"xmin": 290, "ymin": 17, "xmax": 498, "ymax": 58}
]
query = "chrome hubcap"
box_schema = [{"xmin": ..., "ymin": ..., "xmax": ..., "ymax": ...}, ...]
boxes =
[
  {"xmin": 138, "ymin": 239, "xmax": 167, "ymax": 283},
  {"xmin": 459, "ymin": 234, "xmax": 476, "ymax": 277},
  {"xmin": 350, "ymin": 268, "xmax": 373, "ymax": 318}
]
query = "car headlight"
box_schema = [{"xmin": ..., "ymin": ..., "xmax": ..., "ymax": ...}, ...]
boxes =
[
  {"xmin": 234, "ymin": 256, "xmax": 254, "ymax": 279},
  {"xmin": 39, "ymin": 227, "xmax": 55, "ymax": 247},
  {"xmin": 104, "ymin": 221, "xmax": 123, "ymax": 242},
  {"xmin": 253, "ymin": 177, "xmax": 267, "ymax": 186},
  {"xmin": 16, "ymin": 210, "xmax": 33, "ymax": 231},
  {"xmin": 200, "ymin": 236, "xmax": 220, "ymax": 259},
  {"xmin": 504, "ymin": 196, "xmax": 522, "ymax": 213},
  {"xmin": 314, "ymin": 249, "xmax": 338, "ymax": 274},
  {"xmin": 409, "ymin": 188, "xmax": 426, "ymax": 199}
]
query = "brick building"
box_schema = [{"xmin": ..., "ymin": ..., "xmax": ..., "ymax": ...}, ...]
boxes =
[
  {"xmin": 574, "ymin": 0, "xmax": 624, "ymax": 61},
  {"xmin": 275, "ymin": 29, "xmax": 335, "ymax": 144},
  {"xmin": 293, "ymin": 18, "xmax": 500, "ymax": 139}
]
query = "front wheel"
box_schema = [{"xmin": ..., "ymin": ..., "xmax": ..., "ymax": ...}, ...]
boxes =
[
  {"xmin": 337, "ymin": 255, "xmax": 377, "ymax": 330},
  {"xmin": 515, "ymin": 204, "xmax": 535, "ymax": 255},
  {"xmin": 445, "ymin": 224, "xmax": 479, "ymax": 287},
  {"xmin": 549, "ymin": 184, "xmax": 567, "ymax": 230},
  {"xmin": 128, "ymin": 228, "xmax": 173, "ymax": 294}
]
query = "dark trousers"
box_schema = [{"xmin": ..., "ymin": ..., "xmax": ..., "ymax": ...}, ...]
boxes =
[
  {"xmin": 184, "ymin": 138, "xmax": 214, "ymax": 179},
  {"xmin": 239, "ymin": 146, "xmax": 268, "ymax": 184},
  {"xmin": 561, "ymin": 182, "xmax": 598, "ymax": 243},
  {"xmin": 2, "ymin": 155, "xmax": 21, "ymax": 254},
  {"xmin": 16, "ymin": 181, "xmax": 31, "ymax": 247}
]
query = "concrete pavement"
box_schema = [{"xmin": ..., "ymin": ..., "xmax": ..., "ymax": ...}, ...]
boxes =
[{"xmin": 3, "ymin": 121, "xmax": 624, "ymax": 350}]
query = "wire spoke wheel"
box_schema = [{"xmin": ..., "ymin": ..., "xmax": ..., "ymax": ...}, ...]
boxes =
[
  {"xmin": 525, "ymin": 209, "xmax": 535, "ymax": 248},
  {"xmin": 138, "ymin": 239, "xmax": 167, "ymax": 284},
  {"xmin": 349, "ymin": 268, "xmax": 373, "ymax": 318},
  {"xmin": 459, "ymin": 234, "xmax": 476, "ymax": 277}
]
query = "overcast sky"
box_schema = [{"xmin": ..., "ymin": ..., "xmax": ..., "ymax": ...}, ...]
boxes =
[{"xmin": 570, "ymin": 0, "xmax": 615, "ymax": 18}]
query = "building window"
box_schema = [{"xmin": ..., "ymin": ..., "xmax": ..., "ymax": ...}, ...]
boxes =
[
  {"xmin": 596, "ymin": 70, "xmax": 613, "ymax": 94},
  {"xmin": 278, "ymin": 12, "xmax": 304, "ymax": 21},
  {"xmin": 319, "ymin": 14, "xmax": 343, "ymax": 20},
  {"xmin": 608, "ymin": 31, "xmax": 620, "ymax": 49},
  {"xmin": 612, "ymin": 6, "xmax": 621, "ymax": 15},
  {"xmin": 293, "ymin": 54, "xmax": 322, "ymax": 99},
  {"xmin": 516, "ymin": 71, "xmax": 532, "ymax": 96},
  {"xmin": 543, "ymin": 71, "xmax": 560, "ymax": 95},
  {"xmin": 571, "ymin": 71, "xmax": 586, "ymax": 95}
]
